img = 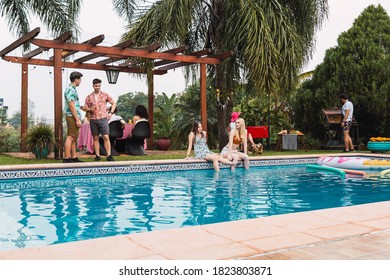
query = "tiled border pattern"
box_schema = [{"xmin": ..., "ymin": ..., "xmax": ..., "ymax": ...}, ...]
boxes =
[{"xmin": 0, "ymin": 157, "xmax": 318, "ymax": 181}]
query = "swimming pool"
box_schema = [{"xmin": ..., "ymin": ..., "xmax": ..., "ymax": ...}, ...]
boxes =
[{"xmin": 1, "ymin": 163, "xmax": 390, "ymax": 251}]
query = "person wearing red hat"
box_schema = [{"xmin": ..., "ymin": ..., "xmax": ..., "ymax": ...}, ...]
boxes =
[{"xmin": 222, "ymin": 117, "xmax": 250, "ymax": 169}]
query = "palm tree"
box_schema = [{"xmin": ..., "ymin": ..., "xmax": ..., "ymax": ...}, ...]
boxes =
[
  {"xmin": 1, "ymin": 0, "xmax": 81, "ymax": 42},
  {"xmin": 1, "ymin": 0, "xmax": 137, "ymax": 46},
  {"xmin": 122, "ymin": 0, "xmax": 329, "ymax": 149}
]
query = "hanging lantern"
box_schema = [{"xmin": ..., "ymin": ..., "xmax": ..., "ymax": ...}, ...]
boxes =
[{"xmin": 105, "ymin": 68, "xmax": 120, "ymax": 84}]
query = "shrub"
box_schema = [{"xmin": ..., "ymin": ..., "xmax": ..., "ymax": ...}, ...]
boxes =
[{"xmin": 26, "ymin": 124, "xmax": 54, "ymax": 159}]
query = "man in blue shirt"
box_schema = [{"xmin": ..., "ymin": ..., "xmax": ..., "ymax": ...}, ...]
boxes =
[
  {"xmin": 64, "ymin": 71, "xmax": 84, "ymax": 163},
  {"xmin": 340, "ymin": 93, "xmax": 355, "ymax": 152}
]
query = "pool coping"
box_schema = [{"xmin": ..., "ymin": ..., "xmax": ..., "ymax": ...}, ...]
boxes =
[
  {"xmin": 1, "ymin": 152, "xmax": 390, "ymax": 181},
  {"xmin": 0, "ymin": 152, "xmax": 390, "ymax": 260}
]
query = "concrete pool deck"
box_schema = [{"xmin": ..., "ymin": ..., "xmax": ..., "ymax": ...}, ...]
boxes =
[{"xmin": 0, "ymin": 153, "xmax": 390, "ymax": 260}]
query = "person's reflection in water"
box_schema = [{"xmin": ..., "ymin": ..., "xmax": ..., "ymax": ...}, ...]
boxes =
[
  {"xmin": 81, "ymin": 186, "xmax": 111, "ymax": 239},
  {"xmin": 126, "ymin": 174, "xmax": 154, "ymax": 232}
]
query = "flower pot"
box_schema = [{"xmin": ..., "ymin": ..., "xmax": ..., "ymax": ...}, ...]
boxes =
[
  {"xmin": 155, "ymin": 137, "xmax": 171, "ymax": 150},
  {"xmin": 367, "ymin": 141, "xmax": 390, "ymax": 152},
  {"xmin": 33, "ymin": 145, "xmax": 50, "ymax": 159}
]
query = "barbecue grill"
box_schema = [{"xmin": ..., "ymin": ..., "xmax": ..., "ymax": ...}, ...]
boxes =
[{"xmin": 322, "ymin": 108, "xmax": 359, "ymax": 150}]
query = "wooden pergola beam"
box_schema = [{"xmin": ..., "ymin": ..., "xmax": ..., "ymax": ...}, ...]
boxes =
[
  {"xmin": 23, "ymin": 31, "xmax": 72, "ymax": 59},
  {"xmin": 157, "ymin": 61, "xmax": 192, "ymax": 71},
  {"xmin": 3, "ymin": 55, "xmax": 167, "ymax": 75},
  {"xmin": 126, "ymin": 46, "xmax": 187, "ymax": 68},
  {"xmin": 0, "ymin": 27, "xmax": 40, "ymax": 57},
  {"xmin": 49, "ymin": 34, "xmax": 105, "ymax": 60},
  {"xmin": 95, "ymin": 43, "xmax": 161, "ymax": 65},
  {"xmin": 118, "ymin": 61, "xmax": 132, "ymax": 67},
  {"xmin": 154, "ymin": 48, "xmax": 212, "ymax": 67},
  {"xmin": 142, "ymin": 43, "xmax": 161, "ymax": 52},
  {"xmin": 32, "ymin": 39, "xmax": 221, "ymax": 64},
  {"xmin": 74, "ymin": 38, "xmax": 135, "ymax": 63},
  {"xmin": 206, "ymin": 51, "xmax": 234, "ymax": 60},
  {"xmin": 162, "ymin": 46, "xmax": 187, "ymax": 54}
]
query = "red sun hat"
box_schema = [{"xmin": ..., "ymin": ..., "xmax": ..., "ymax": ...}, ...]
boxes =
[{"xmin": 231, "ymin": 112, "xmax": 241, "ymax": 122}]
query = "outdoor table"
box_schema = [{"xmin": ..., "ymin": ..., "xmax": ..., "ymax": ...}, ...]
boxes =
[{"xmin": 276, "ymin": 134, "xmax": 307, "ymax": 151}]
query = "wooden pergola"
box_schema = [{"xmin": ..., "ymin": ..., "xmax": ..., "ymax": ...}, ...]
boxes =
[{"xmin": 0, "ymin": 27, "xmax": 231, "ymax": 159}]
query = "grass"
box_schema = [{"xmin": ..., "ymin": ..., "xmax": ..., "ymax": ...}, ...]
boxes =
[{"xmin": 0, "ymin": 149, "xmax": 377, "ymax": 166}]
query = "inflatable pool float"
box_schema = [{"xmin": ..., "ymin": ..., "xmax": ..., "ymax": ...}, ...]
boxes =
[
  {"xmin": 340, "ymin": 169, "xmax": 366, "ymax": 176},
  {"xmin": 381, "ymin": 169, "xmax": 390, "ymax": 178},
  {"xmin": 306, "ymin": 164, "xmax": 346, "ymax": 178},
  {"xmin": 317, "ymin": 156, "xmax": 390, "ymax": 170}
]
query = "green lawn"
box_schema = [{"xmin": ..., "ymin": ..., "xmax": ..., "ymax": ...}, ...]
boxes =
[{"xmin": 0, "ymin": 149, "xmax": 376, "ymax": 166}]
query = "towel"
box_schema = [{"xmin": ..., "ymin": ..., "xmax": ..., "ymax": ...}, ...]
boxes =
[{"xmin": 282, "ymin": 134, "xmax": 297, "ymax": 150}]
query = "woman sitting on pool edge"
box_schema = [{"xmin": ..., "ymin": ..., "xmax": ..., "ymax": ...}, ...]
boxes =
[
  {"xmin": 221, "ymin": 117, "xmax": 250, "ymax": 169},
  {"xmin": 185, "ymin": 121, "xmax": 235, "ymax": 172}
]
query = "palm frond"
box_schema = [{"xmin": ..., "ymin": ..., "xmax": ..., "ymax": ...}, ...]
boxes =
[
  {"xmin": 0, "ymin": 0, "xmax": 30, "ymax": 38},
  {"xmin": 113, "ymin": 0, "xmax": 137, "ymax": 23},
  {"xmin": 122, "ymin": 0, "xmax": 204, "ymax": 47},
  {"xmin": 29, "ymin": 0, "xmax": 80, "ymax": 38}
]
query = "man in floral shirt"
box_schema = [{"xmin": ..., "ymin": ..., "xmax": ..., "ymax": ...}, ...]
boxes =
[
  {"xmin": 64, "ymin": 71, "xmax": 84, "ymax": 163},
  {"xmin": 84, "ymin": 78, "xmax": 116, "ymax": 161}
]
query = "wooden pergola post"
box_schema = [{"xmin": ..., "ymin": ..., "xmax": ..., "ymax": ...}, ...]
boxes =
[
  {"xmin": 53, "ymin": 48, "xmax": 63, "ymax": 159},
  {"xmin": 147, "ymin": 71, "xmax": 154, "ymax": 149},
  {"xmin": 20, "ymin": 63, "xmax": 28, "ymax": 152},
  {"xmin": 200, "ymin": 63, "xmax": 207, "ymax": 133}
]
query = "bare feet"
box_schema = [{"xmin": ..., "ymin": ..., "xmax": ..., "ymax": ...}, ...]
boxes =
[{"xmin": 230, "ymin": 160, "xmax": 238, "ymax": 171}]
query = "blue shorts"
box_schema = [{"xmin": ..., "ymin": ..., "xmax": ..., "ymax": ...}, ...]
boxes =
[{"xmin": 342, "ymin": 121, "xmax": 352, "ymax": 131}]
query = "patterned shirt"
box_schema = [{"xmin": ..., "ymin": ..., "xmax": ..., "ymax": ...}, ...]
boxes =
[
  {"xmin": 64, "ymin": 84, "xmax": 82, "ymax": 119},
  {"xmin": 84, "ymin": 91, "xmax": 114, "ymax": 120}
]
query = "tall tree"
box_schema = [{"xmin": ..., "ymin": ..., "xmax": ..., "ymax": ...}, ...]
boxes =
[
  {"xmin": 122, "ymin": 0, "xmax": 328, "ymax": 148},
  {"xmin": 8, "ymin": 99, "xmax": 36, "ymax": 128},
  {"xmin": 294, "ymin": 5, "xmax": 390, "ymax": 142},
  {"xmin": 116, "ymin": 91, "xmax": 148, "ymax": 122}
]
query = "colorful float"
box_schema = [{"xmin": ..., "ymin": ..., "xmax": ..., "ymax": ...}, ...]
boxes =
[
  {"xmin": 381, "ymin": 169, "xmax": 390, "ymax": 178},
  {"xmin": 317, "ymin": 156, "xmax": 390, "ymax": 170},
  {"xmin": 306, "ymin": 164, "xmax": 346, "ymax": 178}
]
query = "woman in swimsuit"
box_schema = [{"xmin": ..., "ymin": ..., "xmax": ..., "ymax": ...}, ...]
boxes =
[
  {"xmin": 221, "ymin": 117, "xmax": 250, "ymax": 169},
  {"xmin": 185, "ymin": 121, "xmax": 235, "ymax": 172}
]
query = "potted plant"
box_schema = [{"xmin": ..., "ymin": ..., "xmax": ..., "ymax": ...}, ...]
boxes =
[
  {"xmin": 26, "ymin": 124, "xmax": 54, "ymax": 159},
  {"xmin": 154, "ymin": 93, "xmax": 176, "ymax": 150}
]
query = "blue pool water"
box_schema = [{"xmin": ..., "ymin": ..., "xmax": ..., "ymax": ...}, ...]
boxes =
[{"xmin": 1, "ymin": 165, "xmax": 390, "ymax": 250}]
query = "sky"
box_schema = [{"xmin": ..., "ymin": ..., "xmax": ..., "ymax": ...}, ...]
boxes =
[{"xmin": 0, "ymin": 0, "xmax": 389, "ymax": 120}]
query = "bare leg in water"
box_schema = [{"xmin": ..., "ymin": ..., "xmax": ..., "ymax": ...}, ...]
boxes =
[{"xmin": 205, "ymin": 154, "xmax": 235, "ymax": 172}]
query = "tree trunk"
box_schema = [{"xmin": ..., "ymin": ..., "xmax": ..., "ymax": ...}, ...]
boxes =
[{"xmin": 216, "ymin": 64, "xmax": 228, "ymax": 151}]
